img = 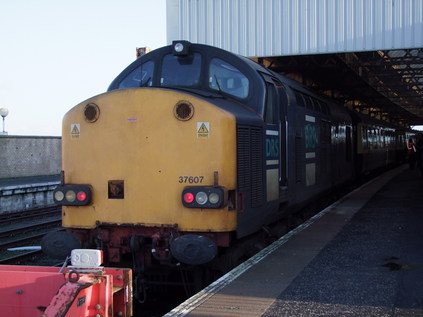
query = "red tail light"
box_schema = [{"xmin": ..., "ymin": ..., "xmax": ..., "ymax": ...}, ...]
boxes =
[
  {"xmin": 183, "ymin": 192, "xmax": 195, "ymax": 204},
  {"xmin": 77, "ymin": 191, "xmax": 87, "ymax": 202}
]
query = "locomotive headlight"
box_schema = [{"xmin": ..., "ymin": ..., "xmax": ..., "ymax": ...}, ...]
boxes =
[
  {"xmin": 172, "ymin": 40, "xmax": 191, "ymax": 56},
  {"xmin": 174, "ymin": 43, "xmax": 184, "ymax": 53},
  {"xmin": 195, "ymin": 192, "xmax": 208, "ymax": 205},
  {"xmin": 65, "ymin": 190, "xmax": 76, "ymax": 202}
]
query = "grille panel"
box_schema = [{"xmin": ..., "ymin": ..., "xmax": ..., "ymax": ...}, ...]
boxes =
[{"xmin": 237, "ymin": 125, "xmax": 264, "ymax": 207}]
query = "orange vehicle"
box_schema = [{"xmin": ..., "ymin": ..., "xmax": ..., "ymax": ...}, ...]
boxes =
[{"xmin": 0, "ymin": 250, "xmax": 132, "ymax": 317}]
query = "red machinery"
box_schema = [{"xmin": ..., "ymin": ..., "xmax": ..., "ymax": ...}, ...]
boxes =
[{"xmin": 0, "ymin": 250, "xmax": 132, "ymax": 317}]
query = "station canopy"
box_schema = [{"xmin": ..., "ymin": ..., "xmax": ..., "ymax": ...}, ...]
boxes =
[{"xmin": 257, "ymin": 49, "xmax": 423, "ymax": 127}]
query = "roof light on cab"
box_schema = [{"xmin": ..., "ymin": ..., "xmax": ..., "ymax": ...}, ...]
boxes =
[{"xmin": 172, "ymin": 40, "xmax": 191, "ymax": 56}]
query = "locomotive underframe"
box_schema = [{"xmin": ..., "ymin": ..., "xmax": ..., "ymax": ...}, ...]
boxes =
[
  {"xmin": 67, "ymin": 225, "xmax": 236, "ymax": 302},
  {"xmin": 68, "ymin": 225, "xmax": 231, "ymax": 265}
]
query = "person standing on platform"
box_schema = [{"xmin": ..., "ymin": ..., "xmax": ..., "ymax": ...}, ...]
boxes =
[{"xmin": 407, "ymin": 138, "xmax": 417, "ymax": 170}]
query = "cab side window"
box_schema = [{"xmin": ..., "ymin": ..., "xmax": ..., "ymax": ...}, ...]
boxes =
[
  {"xmin": 264, "ymin": 82, "xmax": 277, "ymax": 124},
  {"xmin": 209, "ymin": 58, "xmax": 249, "ymax": 99}
]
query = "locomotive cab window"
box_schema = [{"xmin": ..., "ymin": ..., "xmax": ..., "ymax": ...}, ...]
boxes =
[
  {"xmin": 160, "ymin": 53, "xmax": 201, "ymax": 87},
  {"xmin": 209, "ymin": 58, "xmax": 249, "ymax": 99},
  {"xmin": 264, "ymin": 82, "xmax": 278, "ymax": 124},
  {"xmin": 118, "ymin": 60, "xmax": 154, "ymax": 89}
]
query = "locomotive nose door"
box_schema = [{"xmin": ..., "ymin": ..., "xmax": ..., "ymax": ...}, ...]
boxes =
[{"xmin": 262, "ymin": 75, "xmax": 287, "ymax": 203}]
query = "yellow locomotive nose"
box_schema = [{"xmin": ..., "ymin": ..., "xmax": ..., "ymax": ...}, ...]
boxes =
[{"xmin": 61, "ymin": 88, "xmax": 237, "ymax": 233}]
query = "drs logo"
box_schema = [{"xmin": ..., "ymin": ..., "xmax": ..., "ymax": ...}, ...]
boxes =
[
  {"xmin": 266, "ymin": 137, "xmax": 279, "ymax": 159},
  {"xmin": 305, "ymin": 124, "xmax": 317, "ymax": 149}
]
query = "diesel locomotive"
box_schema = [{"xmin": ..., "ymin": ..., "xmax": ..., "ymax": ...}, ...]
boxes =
[{"xmin": 46, "ymin": 41, "xmax": 406, "ymax": 297}]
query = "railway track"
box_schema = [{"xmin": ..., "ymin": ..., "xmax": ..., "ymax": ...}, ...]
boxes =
[
  {"xmin": 0, "ymin": 206, "xmax": 62, "ymax": 265},
  {"xmin": 0, "ymin": 249, "xmax": 44, "ymax": 264},
  {"xmin": 0, "ymin": 227, "xmax": 63, "ymax": 250},
  {"xmin": 0, "ymin": 206, "xmax": 61, "ymax": 226},
  {"xmin": 0, "ymin": 216, "xmax": 61, "ymax": 239}
]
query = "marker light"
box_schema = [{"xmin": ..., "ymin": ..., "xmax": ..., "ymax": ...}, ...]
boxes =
[
  {"xmin": 71, "ymin": 249, "xmax": 103, "ymax": 267},
  {"xmin": 184, "ymin": 192, "xmax": 194, "ymax": 204},
  {"xmin": 54, "ymin": 190, "xmax": 64, "ymax": 202}
]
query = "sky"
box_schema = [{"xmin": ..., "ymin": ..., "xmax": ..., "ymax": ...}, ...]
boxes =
[
  {"xmin": 0, "ymin": 0, "xmax": 167, "ymax": 136},
  {"xmin": 1, "ymin": 1, "xmax": 422, "ymax": 136}
]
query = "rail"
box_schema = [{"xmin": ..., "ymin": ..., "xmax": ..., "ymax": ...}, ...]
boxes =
[{"xmin": 0, "ymin": 206, "xmax": 62, "ymax": 265}]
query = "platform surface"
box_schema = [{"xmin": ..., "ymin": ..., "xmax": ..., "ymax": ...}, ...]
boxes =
[
  {"xmin": 0, "ymin": 175, "xmax": 60, "ymax": 189},
  {"xmin": 166, "ymin": 165, "xmax": 423, "ymax": 317}
]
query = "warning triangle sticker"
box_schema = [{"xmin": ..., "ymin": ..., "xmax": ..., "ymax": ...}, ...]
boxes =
[
  {"xmin": 197, "ymin": 122, "xmax": 210, "ymax": 138},
  {"xmin": 71, "ymin": 125, "xmax": 80, "ymax": 135},
  {"xmin": 71, "ymin": 124, "xmax": 81, "ymax": 138},
  {"xmin": 198, "ymin": 123, "xmax": 209, "ymax": 133}
]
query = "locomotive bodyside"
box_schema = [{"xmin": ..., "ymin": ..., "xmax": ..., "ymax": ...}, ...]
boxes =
[{"xmin": 276, "ymin": 76, "xmax": 354, "ymax": 212}]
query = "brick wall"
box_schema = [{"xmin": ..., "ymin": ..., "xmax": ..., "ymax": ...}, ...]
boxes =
[{"xmin": 0, "ymin": 136, "xmax": 61, "ymax": 178}]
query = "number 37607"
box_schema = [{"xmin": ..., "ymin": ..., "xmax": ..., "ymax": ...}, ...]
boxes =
[{"xmin": 178, "ymin": 176, "xmax": 204, "ymax": 184}]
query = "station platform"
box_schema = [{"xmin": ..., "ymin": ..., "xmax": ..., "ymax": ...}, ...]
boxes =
[
  {"xmin": 165, "ymin": 165, "xmax": 423, "ymax": 317},
  {"xmin": 0, "ymin": 175, "xmax": 60, "ymax": 213},
  {"xmin": 0, "ymin": 175, "xmax": 60, "ymax": 189}
]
